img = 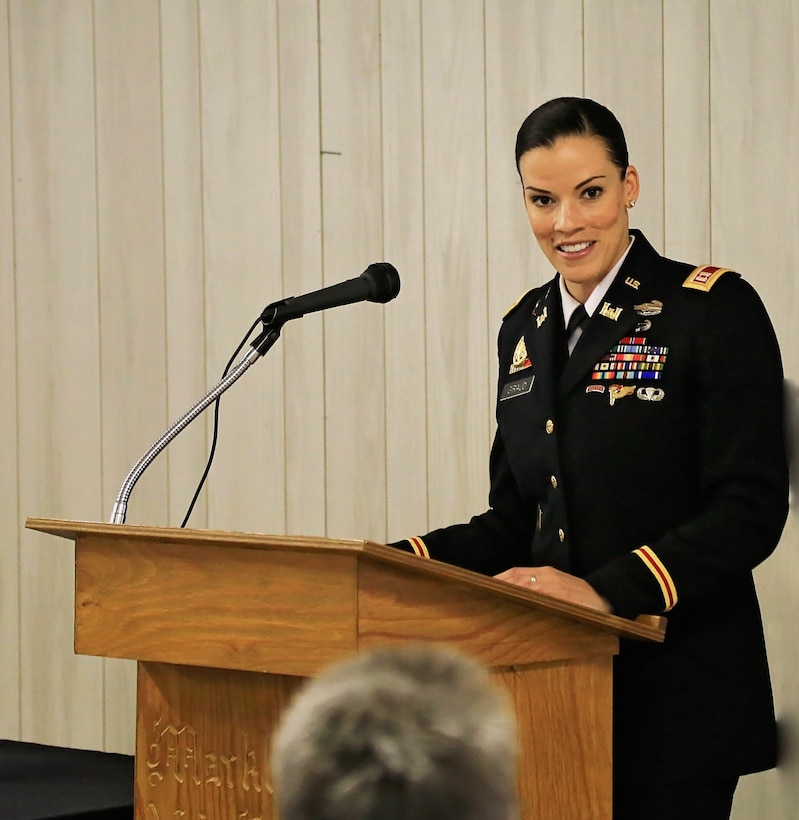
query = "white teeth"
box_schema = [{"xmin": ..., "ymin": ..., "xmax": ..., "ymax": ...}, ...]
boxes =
[{"xmin": 559, "ymin": 241, "xmax": 592, "ymax": 253}]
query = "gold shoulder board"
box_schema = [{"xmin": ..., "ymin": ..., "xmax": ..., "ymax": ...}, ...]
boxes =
[
  {"xmin": 682, "ymin": 265, "xmax": 735, "ymax": 292},
  {"xmin": 504, "ymin": 288, "xmax": 534, "ymax": 318}
]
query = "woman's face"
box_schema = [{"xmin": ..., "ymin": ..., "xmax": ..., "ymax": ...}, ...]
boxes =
[{"xmin": 518, "ymin": 134, "xmax": 639, "ymax": 303}]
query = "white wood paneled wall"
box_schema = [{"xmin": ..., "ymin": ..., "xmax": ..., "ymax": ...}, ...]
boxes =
[{"xmin": 1, "ymin": 1, "xmax": 796, "ymax": 816}]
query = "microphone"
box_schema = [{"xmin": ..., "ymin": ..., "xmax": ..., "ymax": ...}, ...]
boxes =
[
  {"xmin": 109, "ymin": 262, "xmax": 401, "ymax": 524},
  {"xmin": 260, "ymin": 263, "xmax": 400, "ymax": 326}
]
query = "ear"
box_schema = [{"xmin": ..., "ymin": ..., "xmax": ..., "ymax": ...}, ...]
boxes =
[{"xmin": 624, "ymin": 165, "xmax": 640, "ymax": 205}]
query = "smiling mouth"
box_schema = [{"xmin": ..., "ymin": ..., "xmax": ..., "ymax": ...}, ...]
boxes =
[{"xmin": 557, "ymin": 241, "xmax": 594, "ymax": 253}]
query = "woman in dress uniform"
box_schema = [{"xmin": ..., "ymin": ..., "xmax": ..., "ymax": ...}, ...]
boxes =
[{"xmin": 390, "ymin": 97, "xmax": 789, "ymax": 819}]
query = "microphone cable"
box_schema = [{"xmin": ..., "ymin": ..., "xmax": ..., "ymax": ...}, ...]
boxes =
[{"xmin": 180, "ymin": 317, "xmax": 262, "ymax": 528}]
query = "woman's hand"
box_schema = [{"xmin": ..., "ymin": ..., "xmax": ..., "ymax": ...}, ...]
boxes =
[{"xmin": 494, "ymin": 565, "xmax": 612, "ymax": 613}]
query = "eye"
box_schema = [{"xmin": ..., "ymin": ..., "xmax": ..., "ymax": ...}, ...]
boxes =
[
  {"xmin": 582, "ymin": 186, "xmax": 603, "ymax": 200},
  {"xmin": 529, "ymin": 194, "xmax": 553, "ymax": 207}
]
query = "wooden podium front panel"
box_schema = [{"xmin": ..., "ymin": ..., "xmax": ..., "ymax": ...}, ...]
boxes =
[
  {"xmin": 135, "ymin": 662, "xmax": 304, "ymax": 820},
  {"xmin": 135, "ymin": 659, "xmax": 612, "ymax": 820},
  {"xmin": 494, "ymin": 659, "xmax": 613, "ymax": 820},
  {"xmin": 75, "ymin": 536, "xmax": 358, "ymax": 676}
]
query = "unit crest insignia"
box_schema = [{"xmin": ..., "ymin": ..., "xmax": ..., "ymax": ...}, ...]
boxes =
[{"xmin": 510, "ymin": 336, "xmax": 532, "ymax": 374}]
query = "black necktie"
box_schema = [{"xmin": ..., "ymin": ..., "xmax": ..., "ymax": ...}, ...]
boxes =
[{"xmin": 565, "ymin": 305, "xmax": 589, "ymax": 353}]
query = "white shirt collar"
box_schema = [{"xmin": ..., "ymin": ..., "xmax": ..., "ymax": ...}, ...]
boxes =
[{"xmin": 559, "ymin": 235, "xmax": 635, "ymax": 325}]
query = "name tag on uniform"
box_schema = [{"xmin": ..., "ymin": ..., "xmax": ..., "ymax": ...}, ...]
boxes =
[{"xmin": 500, "ymin": 375, "xmax": 535, "ymax": 401}]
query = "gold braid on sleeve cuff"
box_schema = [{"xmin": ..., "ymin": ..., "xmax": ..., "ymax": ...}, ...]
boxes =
[
  {"xmin": 406, "ymin": 536, "xmax": 430, "ymax": 559},
  {"xmin": 633, "ymin": 545, "xmax": 677, "ymax": 612}
]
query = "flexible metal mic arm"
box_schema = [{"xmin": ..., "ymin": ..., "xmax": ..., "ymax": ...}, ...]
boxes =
[
  {"xmin": 108, "ymin": 262, "xmax": 400, "ymax": 524},
  {"xmin": 109, "ymin": 327, "xmax": 280, "ymax": 524}
]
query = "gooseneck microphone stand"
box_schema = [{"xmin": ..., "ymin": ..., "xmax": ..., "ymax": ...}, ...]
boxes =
[
  {"xmin": 108, "ymin": 324, "xmax": 281, "ymax": 525},
  {"xmin": 108, "ymin": 262, "xmax": 400, "ymax": 525}
]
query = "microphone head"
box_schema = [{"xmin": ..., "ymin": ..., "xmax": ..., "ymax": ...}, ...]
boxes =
[{"xmin": 361, "ymin": 263, "xmax": 401, "ymax": 304}]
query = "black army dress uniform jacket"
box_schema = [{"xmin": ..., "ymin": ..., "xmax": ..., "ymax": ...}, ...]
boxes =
[{"xmin": 391, "ymin": 230, "xmax": 789, "ymax": 781}]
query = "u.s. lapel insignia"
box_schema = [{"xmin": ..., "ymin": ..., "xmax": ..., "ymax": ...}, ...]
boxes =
[
  {"xmin": 624, "ymin": 276, "xmax": 641, "ymax": 290},
  {"xmin": 510, "ymin": 336, "xmax": 532, "ymax": 374},
  {"xmin": 536, "ymin": 306, "xmax": 548, "ymax": 328},
  {"xmin": 599, "ymin": 302, "xmax": 623, "ymax": 321},
  {"xmin": 608, "ymin": 384, "xmax": 636, "ymax": 406},
  {"xmin": 634, "ymin": 299, "xmax": 663, "ymax": 316}
]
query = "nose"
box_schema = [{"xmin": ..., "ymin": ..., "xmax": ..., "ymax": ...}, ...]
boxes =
[{"xmin": 553, "ymin": 199, "xmax": 581, "ymax": 234}]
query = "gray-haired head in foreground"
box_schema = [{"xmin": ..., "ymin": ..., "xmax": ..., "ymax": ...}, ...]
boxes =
[{"xmin": 271, "ymin": 644, "xmax": 518, "ymax": 820}]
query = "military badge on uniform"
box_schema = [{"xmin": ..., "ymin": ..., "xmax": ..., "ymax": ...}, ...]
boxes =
[
  {"xmin": 635, "ymin": 319, "xmax": 652, "ymax": 333},
  {"xmin": 625, "ymin": 276, "xmax": 641, "ymax": 290},
  {"xmin": 599, "ymin": 302, "xmax": 623, "ymax": 321},
  {"xmin": 510, "ymin": 336, "xmax": 532, "ymax": 374},
  {"xmin": 591, "ymin": 337, "xmax": 669, "ymax": 381},
  {"xmin": 637, "ymin": 387, "xmax": 665, "ymax": 401},
  {"xmin": 634, "ymin": 299, "xmax": 663, "ymax": 316},
  {"xmin": 683, "ymin": 265, "xmax": 735, "ymax": 292},
  {"xmin": 529, "ymin": 286, "xmax": 551, "ymax": 326},
  {"xmin": 608, "ymin": 384, "xmax": 636, "ymax": 405}
]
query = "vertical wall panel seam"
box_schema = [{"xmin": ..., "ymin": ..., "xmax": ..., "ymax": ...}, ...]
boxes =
[
  {"xmin": 419, "ymin": 0, "xmax": 430, "ymax": 531},
  {"xmin": 89, "ymin": 0, "xmax": 108, "ymax": 745},
  {"xmin": 197, "ymin": 0, "xmax": 210, "ymax": 527},
  {"xmin": 315, "ymin": 0, "xmax": 328, "ymax": 535},
  {"xmin": 660, "ymin": 0, "xmax": 665, "ymax": 248},
  {"xmin": 581, "ymin": 0, "xmax": 586, "ymax": 93},
  {"xmin": 157, "ymin": 0, "xmax": 170, "ymax": 525},
  {"xmin": 377, "ymin": 0, "xmax": 389, "ymax": 540},
  {"xmin": 707, "ymin": 0, "xmax": 713, "ymax": 261},
  {"xmin": 6, "ymin": 0, "xmax": 22, "ymax": 740},
  {"xmin": 481, "ymin": 0, "xmax": 492, "ymax": 446},
  {"xmin": 275, "ymin": 0, "xmax": 288, "ymax": 535}
]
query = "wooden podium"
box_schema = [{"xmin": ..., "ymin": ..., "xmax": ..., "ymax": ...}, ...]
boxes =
[{"xmin": 27, "ymin": 518, "xmax": 665, "ymax": 820}]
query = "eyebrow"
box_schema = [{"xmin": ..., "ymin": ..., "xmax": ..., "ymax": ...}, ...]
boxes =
[{"xmin": 524, "ymin": 174, "xmax": 607, "ymax": 193}]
